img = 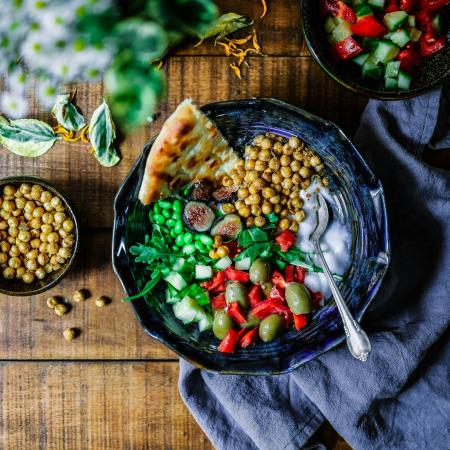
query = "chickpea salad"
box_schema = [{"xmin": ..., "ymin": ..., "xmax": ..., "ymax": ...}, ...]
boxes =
[{"xmin": 128, "ymin": 132, "xmax": 341, "ymax": 353}]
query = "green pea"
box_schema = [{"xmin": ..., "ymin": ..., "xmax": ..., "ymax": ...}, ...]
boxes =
[
  {"xmin": 160, "ymin": 226, "xmax": 169, "ymax": 234},
  {"xmin": 175, "ymin": 235, "xmax": 184, "ymax": 247},
  {"xmin": 153, "ymin": 203, "xmax": 161, "ymax": 214},
  {"xmin": 194, "ymin": 241, "xmax": 206, "ymax": 253},
  {"xmin": 166, "ymin": 218, "xmax": 176, "ymax": 228},
  {"xmin": 199, "ymin": 235, "xmax": 213, "ymax": 246},
  {"xmin": 158, "ymin": 200, "xmax": 172, "ymax": 210},
  {"xmin": 194, "ymin": 234, "xmax": 202, "ymax": 241},
  {"xmin": 172, "ymin": 211, "xmax": 180, "ymax": 219},
  {"xmin": 162, "ymin": 209, "xmax": 171, "ymax": 219},
  {"xmin": 173, "ymin": 245, "xmax": 180, "ymax": 252},
  {"xmin": 154, "ymin": 214, "xmax": 165, "ymax": 225},
  {"xmin": 183, "ymin": 232, "xmax": 194, "ymax": 245},
  {"xmin": 173, "ymin": 199, "xmax": 182, "ymax": 213},
  {"xmin": 182, "ymin": 244, "xmax": 196, "ymax": 255},
  {"xmin": 174, "ymin": 221, "xmax": 183, "ymax": 234},
  {"xmin": 170, "ymin": 229, "xmax": 177, "ymax": 239}
]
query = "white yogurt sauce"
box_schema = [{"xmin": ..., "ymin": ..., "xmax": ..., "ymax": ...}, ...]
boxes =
[{"xmin": 294, "ymin": 181, "xmax": 352, "ymax": 301}]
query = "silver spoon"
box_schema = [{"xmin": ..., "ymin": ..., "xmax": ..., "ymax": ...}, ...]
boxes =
[{"xmin": 310, "ymin": 193, "xmax": 372, "ymax": 362}]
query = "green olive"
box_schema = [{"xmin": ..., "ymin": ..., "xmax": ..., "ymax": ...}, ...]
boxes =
[
  {"xmin": 240, "ymin": 311, "xmax": 261, "ymax": 329},
  {"xmin": 225, "ymin": 282, "xmax": 249, "ymax": 308},
  {"xmin": 213, "ymin": 310, "xmax": 233, "ymax": 340},
  {"xmin": 259, "ymin": 314, "xmax": 284, "ymax": 342},
  {"xmin": 249, "ymin": 258, "xmax": 271, "ymax": 285},
  {"xmin": 285, "ymin": 282, "xmax": 311, "ymax": 314},
  {"xmin": 260, "ymin": 281, "xmax": 274, "ymax": 297}
]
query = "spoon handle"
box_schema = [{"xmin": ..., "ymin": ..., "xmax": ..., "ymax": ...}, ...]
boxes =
[{"xmin": 314, "ymin": 242, "xmax": 372, "ymax": 362}]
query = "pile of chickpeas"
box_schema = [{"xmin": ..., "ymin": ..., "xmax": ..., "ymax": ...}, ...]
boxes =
[
  {"xmin": 220, "ymin": 133, "xmax": 327, "ymax": 231},
  {"xmin": 0, "ymin": 183, "xmax": 75, "ymax": 284}
]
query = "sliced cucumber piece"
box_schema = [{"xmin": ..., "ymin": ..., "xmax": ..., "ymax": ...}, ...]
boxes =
[
  {"xmin": 362, "ymin": 56, "xmax": 383, "ymax": 80},
  {"xmin": 214, "ymin": 256, "xmax": 233, "ymax": 270},
  {"xmin": 407, "ymin": 15, "xmax": 416, "ymax": 28},
  {"xmin": 383, "ymin": 32, "xmax": 394, "ymax": 39},
  {"xmin": 362, "ymin": 37, "xmax": 382, "ymax": 50},
  {"xmin": 328, "ymin": 21, "xmax": 353, "ymax": 45},
  {"xmin": 431, "ymin": 13, "xmax": 442, "ymax": 35},
  {"xmin": 324, "ymin": 15, "xmax": 339, "ymax": 34},
  {"xmin": 196, "ymin": 290, "xmax": 210, "ymax": 306},
  {"xmin": 198, "ymin": 312, "xmax": 213, "ymax": 332},
  {"xmin": 164, "ymin": 271, "xmax": 188, "ymax": 291},
  {"xmin": 166, "ymin": 286, "xmax": 181, "ymax": 304},
  {"xmin": 355, "ymin": 5, "xmax": 373, "ymax": 17},
  {"xmin": 383, "ymin": 11, "xmax": 408, "ymax": 31},
  {"xmin": 385, "ymin": 60, "xmax": 401, "ymax": 78},
  {"xmin": 390, "ymin": 29, "xmax": 410, "ymax": 48},
  {"xmin": 235, "ymin": 256, "xmax": 252, "ymax": 271},
  {"xmin": 398, "ymin": 70, "xmax": 412, "ymax": 90},
  {"xmin": 195, "ymin": 264, "xmax": 213, "ymax": 280},
  {"xmin": 373, "ymin": 40, "xmax": 400, "ymax": 64},
  {"xmin": 172, "ymin": 257, "xmax": 194, "ymax": 273},
  {"xmin": 367, "ymin": 0, "xmax": 384, "ymax": 10},
  {"xmin": 173, "ymin": 296, "xmax": 203, "ymax": 324},
  {"xmin": 385, "ymin": 77, "xmax": 398, "ymax": 90},
  {"xmin": 409, "ymin": 28, "xmax": 422, "ymax": 42}
]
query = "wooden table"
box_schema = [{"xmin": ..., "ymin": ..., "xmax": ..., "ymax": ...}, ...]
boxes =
[{"xmin": 0, "ymin": 1, "xmax": 366, "ymax": 448}]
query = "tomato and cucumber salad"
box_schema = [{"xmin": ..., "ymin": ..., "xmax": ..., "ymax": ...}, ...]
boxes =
[{"xmin": 321, "ymin": 0, "xmax": 449, "ymax": 90}]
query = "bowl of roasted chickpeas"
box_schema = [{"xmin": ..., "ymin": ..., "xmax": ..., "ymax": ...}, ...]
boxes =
[{"xmin": 0, "ymin": 176, "xmax": 80, "ymax": 296}]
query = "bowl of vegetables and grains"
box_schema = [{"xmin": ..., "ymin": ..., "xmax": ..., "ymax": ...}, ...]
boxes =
[
  {"xmin": 113, "ymin": 98, "xmax": 390, "ymax": 374},
  {"xmin": 302, "ymin": 0, "xmax": 450, "ymax": 98}
]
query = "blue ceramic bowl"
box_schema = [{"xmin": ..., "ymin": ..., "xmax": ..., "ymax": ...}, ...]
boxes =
[{"xmin": 112, "ymin": 98, "xmax": 390, "ymax": 375}]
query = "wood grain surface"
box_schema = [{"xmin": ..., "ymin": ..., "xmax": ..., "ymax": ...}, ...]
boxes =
[{"xmin": 0, "ymin": 0, "xmax": 357, "ymax": 448}]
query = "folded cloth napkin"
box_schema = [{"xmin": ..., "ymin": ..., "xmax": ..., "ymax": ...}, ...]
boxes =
[{"xmin": 179, "ymin": 87, "xmax": 450, "ymax": 450}]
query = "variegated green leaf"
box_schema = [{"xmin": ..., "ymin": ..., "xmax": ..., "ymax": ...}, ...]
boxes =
[
  {"xmin": 0, "ymin": 116, "xmax": 58, "ymax": 157},
  {"xmin": 52, "ymin": 93, "xmax": 86, "ymax": 132},
  {"xmin": 195, "ymin": 13, "xmax": 253, "ymax": 45},
  {"xmin": 89, "ymin": 99, "xmax": 120, "ymax": 167}
]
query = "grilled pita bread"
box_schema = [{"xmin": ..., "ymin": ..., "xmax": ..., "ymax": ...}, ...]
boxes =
[{"xmin": 138, "ymin": 99, "xmax": 238, "ymax": 205}]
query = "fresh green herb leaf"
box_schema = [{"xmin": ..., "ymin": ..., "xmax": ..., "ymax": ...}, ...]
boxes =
[
  {"xmin": 88, "ymin": 99, "xmax": 120, "ymax": 167},
  {"xmin": 122, "ymin": 270, "xmax": 164, "ymax": 302},
  {"xmin": 237, "ymin": 227, "xmax": 270, "ymax": 247},
  {"xmin": 265, "ymin": 212, "xmax": 279, "ymax": 223},
  {"xmin": 195, "ymin": 13, "xmax": 254, "ymax": 45},
  {"xmin": 235, "ymin": 242, "xmax": 273, "ymax": 262},
  {"xmin": 51, "ymin": 93, "xmax": 86, "ymax": 132},
  {"xmin": 0, "ymin": 116, "xmax": 58, "ymax": 157}
]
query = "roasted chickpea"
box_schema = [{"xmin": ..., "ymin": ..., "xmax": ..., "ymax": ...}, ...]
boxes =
[
  {"xmin": 290, "ymin": 160, "xmax": 301, "ymax": 172},
  {"xmin": 322, "ymin": 177, "xmax": 330, "ymax": 187},
  {"xmin": 8, "ymin": 256, "xmax": 21, "ymax": 269},
  {"xmin": 209, "ymin": 248, "xmax": 218, "ymax": 259},
  {"xmin": 248, "ymin": 185, "xmax": 258, "ymax": 195},
  {"xmin": 251, "ymin": 205, "xmax": 262, "ymax": 217},
  {"xmin": 271, "ymin": 173, "xmax": 283, "ymax": 184},
  {"xmin": 50, "ymin": 196, "xmax": 62, "ymax": 209},
  {"xmin": 254, "ymin": 159, "xmax": 267, "ymax": 172},
  {"xmin": 39, "ymin": 242, "xmax": 48, "ymax": 254},
  {"xmin": 35, "ymin": 267, "xmax": 46, "ymax": 280},
  {"xmin": 63, "ymin": 328, "xmax": 77, "ymax": 340},
  {"xmin": 282, "ymin": 188, "xmax": 291, "ymax": 196},
  {"xmin": 0, "ymin": 220, "xmax": 7, "ymax": 231},
  {"xmin": 247, "ymin": 194, "xmax": 261, "ymax": 205},
  {"xmin": 37, "ymin": 253, "xmax": 49, "ymax": 266},
  {"xmin": 292, "ymin": 173, "xmax": 301, "ymax": 185},
  {"xmin": 52, "ymin": 263, "xmax": 62, "ymax": 271},
  {"xmin": 237, "ymin": 205, "xmax": 251, "ymax": 218},
  {"xmin": 253, "ymin": 134, "xmax": 265, "ymax": 145},
  {"xmin": 273, "ymin": 183, "xmax": 282, "ymax": 193},
  {"xmin": 260, "ymin": 138, "xmax": 272, "ymax": 151},
  {"xmin": 294, "ymin": 210, "xmax": 306, "ymax": 223},
  {"xmin": 0, "ymin": 231, "xmax": 6, "ymax": 240},
  {"xmin": 62, "ymin": 219, "xmax": 74, "ymax": 233},
  {"xmin": 47, "ymin": 243, "xmax": 59, "ymax": 255},
  {"xmin": 50, "ymin": 255, "xmax": 59, "ymax": 266},
  {"xmin": 221, "ymin": 175, "xmax": 233, "ymax": 187},
  {"xmin": 31, "ymin": 185, "xmax": 43, "ymax": 200},
  {"xmin": 44, "ymin": 263, "xmax": 53, "ymax": 273},
  {"xmin": 261, "ymin": 172, "xmax": 272, "ymax": 183},
  {"xmin": 280, "ymin": 167, "xmax": 292, "ymax": 179},
  {"xmin": 251, "ymin": 178, "xmax": 265, "ymax": 191},
  {"xmin": 15, "ymin": 197, "xmax": 26, "ymax": 209},
  {"xmin": 262, "ymin": 187, "xmax": 275, "ymax": 199},
  {"xmin": 32, "ymin": 207, "xmax": 44, "ymax": 218},
  {"xmin": 315, "ymin": 163, "xmax": 325, "ymax": 172},
  {"xmin": 303, "ymin": 157, "xmax": 311, "ymax": 168},
  {"xmin": 22, "ymin": 271, "xmax": 35, "ymax": 283},
  {"xmin": 280, "ymin": 209, "xmax": 289, "ymax": 218},
  {"xmin": 244, "ymin": 196, "xmax": 252, "ymax": 206},
  {"xmin": 237, "ymin": 188, "xmax": 249, "ymax": 199},
  {"xmin": 47, "ymin": 232, "xmax": 59, "ymax": 244},
  {"xmin": 258, "ymin": 149, "xmax": 271, "ymax": 162},
  {"xmin": 289, "ymin": 222, "xmax": 299, "ymax": 233},
  {"xmin": 272, "ymin": 142, "xmax": 283, "ymax": 153},
  {"xmin": 0, "ymin": 241, "xmax": 10, "ymax": 253},
  {"xmin": 269, "ymin": 195, "xmax": 280, "ymax": 205},
  {"xmin": 3, "ymin": 267, "xmax": 15, "ymax": 279},
  {"xmin": 235, "ymin": 200, "xmax": 244, "ymax": 209},
  {"xmin": 30, "ymin": 238, "xmax": 41, "ymax": 250},
  {"xmin": 293, "ymin": 151, "xmax": 303, "ymax": 161},
  {"xmin": 18, "ymin": 230, "xmax": 31, "ymax": 242},
  {"xmin": 54, "ymin": 303, "xmax": 68, "ymax": 316},
  {"xmin": 7, "ymin": 236, "xmax": 15, "ymax": 245},
  {"xmin": 43, "ymin": 202, "xmax": 54, "ymax": 212},
  {"xmin": 246, "ymin": 216, "xmax": 255, "ymax": 227},
  {"xmin": 279, "ymin": 218, "xmax": 291, "ymax": 230},
  {"xmin": 57, "ymin": 247, "xmax": 71, "ymax": 260},
  {"xmin": 216, "ymin": 246, "xmax": 229, "ymax": 258},
  {"xmin": 301, "ymin": 180, "xmax": 311, "ymax": 190},
  {"xmin": 25, "ymin": 258, "xmax": 38, "ymax": 271},
  {"xmin": 40, "ymin": 191, "xmax": 52, "ymax": 204},
  {"xmin": 274, "ymin": 204, "xmax": 282, "ymax": 214},
  {"xmin": 3, "ymin": 184, "xmax": 16, "ymax": 197},
  {"xmin": 30, "ymin": 218, "xmax": 42, "ymax": 229},
  {"xmin": 41, "ymin": 212, "xmax": 53, "ymax": 224},
  {"xmin": 222, "ymin": 203, "xmax": 235, "ymax": 214},
  {"xmin": 9, "ymin": 245, "xmax": 20, "ymax": 257},
  {"xmin": 254, "ymin": 216, "xmax": 266, "ymax": 228},
  {"xmin": 19, "ymin": 183, "xmax": 32, "ymax": 196},
  {"xmin": 261, "ymin": 202, "xmax": 273, "ymax": 215},
  {"xmin": 310, "ymin": 155, "xmax": 321, "ymax": 167},
  {"xmin": 291, "ymin": 197, "xmax": 303, "ymax": 209},
  {"xmin": 244, "ymin": 159, "xmax": 256, "ymax": 171},
  {"xmin": 289, "ymin": 136, "xmax": 300, "ymax": 149},
  {"xmin": 17, "ymin": 241, "xmax": 30, "ymax": 254},
  {"xmin": 281, "ymin": 178, "xmax": 293, "ymax": 190},
  {"xmin": 16, "ymin": 267, "xmax": 26, "ymax": 279},
  {"xmin": 268, "ymin": 157, "xmax": 280, "ymax": 171},
  {"xmin": 244, "ymin": 171, "xmax": 258, "ymax": 183},
  {"xmin": 0, "ymin": 253, "xmax": 7, "ymax": 264},
  {"xmin": 2, "ymin": 200, "xmax": 14, "ymax": 212}
]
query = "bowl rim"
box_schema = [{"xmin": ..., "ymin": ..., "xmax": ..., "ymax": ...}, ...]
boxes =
[
  {"xmin": 112, "ymin": 97, "xmax": 391, "ymax": 374},
  {"xmin": 300, "ymin": 0, "xmax": 450, "ymax": 100},
  {"xmin": 0, "ymin": 175, "xmax": 81, "ymax": 296}
]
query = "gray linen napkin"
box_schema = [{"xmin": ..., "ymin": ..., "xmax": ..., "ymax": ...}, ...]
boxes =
[{"xmin": 179, "ymin": 87, "xmax": 450, "ymax": 450}]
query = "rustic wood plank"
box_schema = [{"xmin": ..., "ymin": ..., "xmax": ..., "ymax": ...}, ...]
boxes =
[
  {"xmin": 0, "ymin": 57, "xmax": 367, "ymax": 228},
  {"xmin": 0, "ymin": 231, "xmax": 174, "ymax": 360},
  {"xmin": 0, "ymin": 362, "xmax": 212, "ymax": 450}
]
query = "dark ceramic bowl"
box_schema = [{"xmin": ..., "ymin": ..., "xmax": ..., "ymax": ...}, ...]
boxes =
[
  {"xmin": 301, "ymin": 0, "xmax": 450, "ymax": 99},
  {"xmin": 0, "ymin": 176, "xmax": 80, "ymax": 296},
  {"xmin": 112, "ymin": 98, "xmax": 390, "ymax": 374}
]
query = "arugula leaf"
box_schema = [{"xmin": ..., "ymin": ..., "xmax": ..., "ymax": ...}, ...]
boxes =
[
  {"xmin": 195, "ymin": 13, "xmax": 254, "ymax": 45},
  {"xmin": 52, "ymin": 94, "xmax": 86, "ymax": 132},
  {"xmin": 237, "ymin": 227, "xmax": 270, "ymax": 247},
  {"xmin": 122, "ymin": 269, "xmax": 164, "ymax": 302}
]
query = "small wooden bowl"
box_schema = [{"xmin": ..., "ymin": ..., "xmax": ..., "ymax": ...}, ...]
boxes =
[{"xmin": 0, "ymin": 176, "xmax": 80, "ymax": 296}]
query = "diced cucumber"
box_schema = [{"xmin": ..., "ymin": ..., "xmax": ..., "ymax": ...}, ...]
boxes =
[
  {"xmin": 362, "ymin": 56, "xmax": 383, "ymax": 80},
  {"xmin": 383, "ymin": 32, "xmax": 394, "ymax": 39},
  {"xmin": 172, "ymin": 257, "xmax": 194, "ymax": 273},
  {"xmin": 195, "ymin": 264, "xmax": 212, "ymax": 280},
  {"xmin": 385, "ymin": 77, "xmax": 398, "ymax": 90},
  {"xmin": 431, "ymin": 13, "xmax": 442, "ymax": 35},
  {"xmin": 362, "ymin": 37, "xmax": 382, "ymax": 50},
  {"xmin": 235, "ymin": 257, "xmax": 252, "ymax": 271},
  {"xmin": 181, "ymin": 283, "xmax": 205, "ymax": 299},
  {"xmin": 409, "ymin": 28, "xmax": 422, "ymax": 42},
  {"xmin": 328, "ymin": 21, "xmax": 353, "ymax": 45},
  {"xmin": 196, "ymin": 290, "xmax": 210, "ymax": 306},
  {"xmin": 187, "ymin": 255, "xmax": 196, "ymax": 264},
  {"xmin": 164, "ymin": 271, "xmax": 188, "ymax": 291},
  {"xmin": 407, "ymin": 15, "xmax": 415, "ymax": 28},
  {"xmin": 161, "ymin": 267, "xmax": 171, "ymax": 277},
  {"xmin": 173, "ymin": 296, "xmax": 203, "ymax": 324},
  {"xmin": 385, "ymin": 60, "xmax": 401, "ymax": 78},
  {"xmin": 214, "ymin": 256, "xmax": 233, "ymax": 270},
  {"xmin": 383, "ymin": 11, "xmax": 408, "ymax": 31},
  {"xmin": 324, "ymin": 15, "xmax": 339, "ymax": 34},
  {"xmin": 390, "ymin": 29, "xmax": 410, "ymax": 48},
  {"xmin": 367, "ymin": 0, "xmax": 384, "ymax": 10},
  {"xmin": 397, "ymin": 70, "xmax": 412, "ymax": 90},
  {"xmin": 198, "ymin": 313, "xmax": 213, "ymax": 332},
  {"xmin": 355, "ymin": 5, "xmax": 373, "ymax": 17},
  {"xmin": 373, "ymin": 40, "xmax": 400, "ymax": 63},
  {"xmin": 166, "ymin": 286, "xmax": 181, "ymax": 304}
]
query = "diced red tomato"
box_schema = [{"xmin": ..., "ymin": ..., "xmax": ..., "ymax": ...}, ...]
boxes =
[
  {"xmin": 331, "ymin": 36, "xmax": 363, "ymax": 61},
  {"xmin": 248, "ymin": 285, "xmax": 264, "ymax": 307},
  {"xmin": 225, "ymin": 241, "xmax": 240, "ymax": 258},
  {"xmin": 239, "ymin": 327, "xmax": 259, "ymax": 348},
  {"xmin": 224, "ymin": 266, "xmax": 250, "ymax": 282},
  {"xmin": 420, "ymin": 0, "xmax": 449, "ymax": 12},
  {"xmin": 211, "ymin": 283, "xmax": 226, "ymax": 295},
  {"xmin": 274, "ymin": 230, "xmax": 296, "ymax": 252},
  {"xmin": 271, "ymin": 270, "xmax": 286, "ymax": 289},
  {"xmin": 217, "ymin": 329, "xmax": 239, "ymax": 353},
  {"xmin": 251, "ymin": 298, "xmax": 291, "ymax": 320},
  {"xmin": 211, "ymin": 294, "xmax": 227, "ymax": 310},
  {"xmin": 351, "ymin": 15, "xmax": 387, "ymax": 37},
  {"xmin": 311, "ymin": 291, "xmax": 323, "ymax": 310},
  {"xmin": 420, "ymin": 33, "xmax": 446, "ymax": 57},
  {"xmin": 227, "ymin": 302, "xmax": 247, "ymax": 325},
  {"xmin": 325, "ymin": 0, "xmax": 357, "ymax": 23},
  {"xmin": 400, "ymin": 0, "xmax": 417, "ymax": 11},
  {"xmin": 385, "ymin": 0, "xmax": 400, "ymax": 12},
  {"xmin": 294, "ymin": 266, "xmax": 306, "ymax": 284},
  {"xmin": 293, "ymin": 314, "xmax": 309, "ymax": 331},
  {"xmin": 201, "ymin": 271, "xmax": 225, "ymax": 291},
  {"xmin": 285, "ymin": 265, "xmax": 294, "ymax": 283},
  {"xmin": 397, "ymin": 49, "xmax": 421, "ymax": 71},
  {"xmin": 269, "ymin": 285, "xmax": 285, "ymax": 302}
]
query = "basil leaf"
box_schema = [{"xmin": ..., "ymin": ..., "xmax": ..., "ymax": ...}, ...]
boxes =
[
  {"xmin": 88, "ymin": 99, "xmax": 120, "ymax": 167},
  {"xmin": 237, "ymin": 227, "xmax": 270, "ymax": 247},
  {"xmin": 196, "ymin": 13, "xmax": 253, "ymax": 44},
  {"xmin": 52, "ymin": 94, "xmax": 86, "ymax": 132},
  {"xmin": 234, "ymin": 243, "xmax": 273, "ymax": 262},
  {"xmin": 0, "ymin": 116, "xmax": 58, "ymax": 157}
]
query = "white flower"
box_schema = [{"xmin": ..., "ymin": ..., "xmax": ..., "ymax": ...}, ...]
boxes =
[
  {"xmin": 20, "ymin": 30, "xmax": 53, "ymax": 71},
  {"xmin": 7, "ymin": 66, "xmax": 29, "ymax": 94},
  {"xmin": 0, "ymin": 91, "xmax": 29, "ymax": 118},
  {"xmin": 35, "ymin": 6, "xmax": 76, "ymax": 40},
  {"xmin": 37, "ymin": 79, "xmax": 58, "ymax": 109}
]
